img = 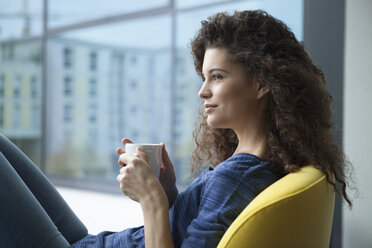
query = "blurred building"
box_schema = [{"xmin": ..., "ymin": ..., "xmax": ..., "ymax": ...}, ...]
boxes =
[
  {"xmin": 0, "ymin": 40, "xmax": 42, "ymax": 163},
  {"xmin": 0, "ymin": 37, "xmax": 199, "ymax": 182}
]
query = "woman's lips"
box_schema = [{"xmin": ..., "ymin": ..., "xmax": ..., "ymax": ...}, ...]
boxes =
[{"xmin": 204, "ymin": 104, "xmax": 217, "ymax": 114}]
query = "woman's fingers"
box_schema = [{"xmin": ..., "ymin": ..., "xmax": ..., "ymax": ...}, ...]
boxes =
[
  {"xmin": 136, "ymin": 147, "xmax": 149, "ymax": 165},
  {"xmin": 119, "ymin": 150, "xmax": 150, "ymax": 169},
  {"xmin": 117, "ymin": 147, "xmax": 126, "ymax": 166},
  {"xmin": 117, "ymin": 138, "xmax": 134, "ymax": 165},
  {"xmin": 122, "ymin": 138, "xmax": 134, "ymax": 145},
  {"xmin": 116, "ymin": 147, "xmax": 125, "ymax": 155},
  {"xmin": 119, "ymin": 152, "xmax": 136, "ymax": 166}
]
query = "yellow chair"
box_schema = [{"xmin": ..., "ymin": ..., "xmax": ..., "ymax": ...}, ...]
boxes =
[{"xmin": 217, "ymin": 166, "xmax": 335, "ymax": 248}]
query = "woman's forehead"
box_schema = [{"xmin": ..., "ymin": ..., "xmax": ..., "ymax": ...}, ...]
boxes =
[{"xmin": 202, "ymin": 48, "xmax": 243, "ymax": 74}]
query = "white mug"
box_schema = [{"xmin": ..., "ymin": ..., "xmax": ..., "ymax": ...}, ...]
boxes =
[{"xmin": 125, "ymin": 143, "xmax": 162, "ymax": 178}]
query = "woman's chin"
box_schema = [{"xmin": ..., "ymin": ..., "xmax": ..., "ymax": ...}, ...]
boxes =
[
  {"xmin": 206, "ymin": 118, "xmax": 217, "ymax": 128},
  {"xmin": 207, "ymin": 118, "xmax": 225, "ymax": 129}
]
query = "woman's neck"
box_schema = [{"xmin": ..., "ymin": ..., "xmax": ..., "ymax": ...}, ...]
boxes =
[{"xmin": 233, "ymin": 122, "xmax": 267, "ymax": 160}]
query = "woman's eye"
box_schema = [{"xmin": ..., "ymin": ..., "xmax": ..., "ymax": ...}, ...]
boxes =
[{"xmin": 213, "ymin": 74, "xmax": 223, "ymax": 80}]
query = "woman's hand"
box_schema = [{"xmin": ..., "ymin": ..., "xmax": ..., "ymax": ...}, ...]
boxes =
[
  {"xmin": 116, "ymin": 144, "xmax": 165, "ymax": 205},
  {"xmin": 116, "ymin": 138, "xmax": 178, "ymax": 207}
]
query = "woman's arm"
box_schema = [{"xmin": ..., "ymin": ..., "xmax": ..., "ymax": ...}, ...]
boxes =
[
  {"xmin": 117, "ymin": 146, "xmax": 174, "ymax": 248},
  {"xmin": 141, "ymin": 183, "xmax": 174, "ymax": 248}
]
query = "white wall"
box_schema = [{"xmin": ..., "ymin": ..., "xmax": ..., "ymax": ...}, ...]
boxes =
[
  {"xmin": 343, "ymin": 0, "xmax": 372, "ymax": 247},
  {"xmin": 57, "ymin": 187, "xmax": 144, "ymax": 235}
]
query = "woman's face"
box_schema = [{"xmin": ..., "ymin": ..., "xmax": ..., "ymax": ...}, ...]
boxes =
[{"xmin": 199, "ymin": 48, "xmax": 267, "ymax": 129}]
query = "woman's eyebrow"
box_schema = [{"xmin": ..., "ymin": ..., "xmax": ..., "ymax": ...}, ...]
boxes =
[
  {"xmin": 208, "ymin": 68, "xmax": 230, "ymax": 74},
  {"xmin": 202, "ymin": 68, "xmax": 230, "ymax": 77}
]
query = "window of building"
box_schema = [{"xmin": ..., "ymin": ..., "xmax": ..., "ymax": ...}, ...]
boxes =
[
  {"xmin": 31, "ymin": 104, "xmax": 39, "ymax": 128},
  {"xmin": 89, "ymin": 78, "xmax": 97, "ymax": 97},
  {"xmin": 13, "ymin": 75, "xmax": 21, "ymax": 98},
  {"xmin": 13, "ymin": 104, "xmax": 20, "ymax": 127},
  {"xmin": 130, "ymin": 80, "xmax": 137, "ymax": 90},
  {"xmin": 174, "ymin": 111, "xmax": 182, "ymax": 126},
  {"xmin": 130, "ymin": 55, "xmax": 137, "ymax": 66},
  {"xmin": 64, "ymin": 128, "xmax": 74, "ymax": 140},
  {"xmin": 177, "ymin": 56, "xmax": 185, "ymax": 74},
  {"xmin": 31, "ymin": 76, "xmax": 38, "ymax": 98},
  {"xmin": 89, "ymin": 129, "xmax": 98, "ymax": 147},
  {"xmin": 130, "ymin": 105, "xmax": 138, "ymax": 115},
  {"xmin": 63, "ymin": 47, "xmax": 72, "ymax": 68},
  {"xmin": 64, "ymin": 104, "xmax": 73, "ymax": 122},
  {"xmin": 64, "ymin": 76, "xmax": 73, "ymax": 96},
  {"xmin": 89, "ymin": 104, "xmax": 97, "ymax": 122},
  {"xmin": 1, "ymin": 43, "xmax": 15, "ymax": 60},
  {"xmin": 89, "ymin": 51, "xmax": 98, "ymax": 71},
  {"xmin": 147, "ymin": 57, "xmax": 155, "ymax": 76}
]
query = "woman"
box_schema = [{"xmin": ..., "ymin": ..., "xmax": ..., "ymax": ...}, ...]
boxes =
[{"xmin": 0, "ymin": 10, "xmax": 351, "ymax": 248}]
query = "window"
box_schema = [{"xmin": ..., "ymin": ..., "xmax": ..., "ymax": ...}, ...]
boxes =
[
  {"xmin": 89, "ymin": 129, "xmax": 98, "ymax": 147},
  {"xmin": 64, "ymin": 104, "xmax": 73, "ymax": 122},
  {"xmin": 13, "ymin": 104, "xmax": 20, "ymax": 128},
  {"xmin": 130, "ymin": 55, "xmax": 137, "ymax": 66},
  {"xmin": 130, "ymin": 105, "xmax": 138, "ymax": 115},
  {"xmin": 147, "ymin": 57, "xmax": 155, "ymax": 76},
  {"xmin": 31, "ymin": 76, "xmax": 38, "ymax": 98},
  {"xmin": 177, "ymin": 56, "xmax": 185, "ymax": 74},
  {"xmin": 0, "ymin": 0, "xmax": 302, "ymax": 191},
  {"xmin": 89, "ymin": 104, "xmax": 97, "ymax": 122},
  {"xmin": 64, "ymin": 76, "xmax": 73, "ymax": 96},
  {"xmin": 63, "ymin": 47, "xmax": 72, "ymax": 68},
  {"xmin": 13, "ymin": 75, "xmax": 21, "ymax": 98},
  {"xmin": 89, "ymin": 51, "xmax": 97, "ymax": 71},
  {"xmin": 130, "ymin": 80, "xmax": 137, "ymax": 90},
  {"xmin": 89, "ymin": 78, "xmax": 97, "ymax": 97},
  {"xmin": 31, "ymin": 104, "xmax": 39, "ymax": 128},
  {"xmin": 174, "ymin": 111, "xmax": 182, "ymax": 126},
  {"xmin": 0, "ymin": 43, "xmax": 15, "ymax": 60}
]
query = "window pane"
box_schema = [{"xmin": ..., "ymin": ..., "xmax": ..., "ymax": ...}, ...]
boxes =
[
  {"xmin": 0, "ymin": 39, "xmax": 42, "ymax": 166},
  {"xmin": 0, "ymin": 0, "xmax": 43, "ymax": 41},
  {"xmin": 45, "ymin": 15, "xmax": 172, "ymax": 182},
  {"xmin": 48, "ymin": 0, "xmax": 169, "ymax": 28}
]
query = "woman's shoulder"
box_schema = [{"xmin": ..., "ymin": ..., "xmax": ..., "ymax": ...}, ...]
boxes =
[
  {"xmin": 213, "ymin": 153, "xmax": 274, "ymax": 173},
  {"xmin": 207, "ymin": 153, "xmax": 283, "ymax": 185},
  {"xmin": 189, "ymin": 153, "xmax": 282, "ymax": 191}
]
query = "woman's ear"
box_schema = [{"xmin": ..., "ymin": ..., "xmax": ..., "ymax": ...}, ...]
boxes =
[{"xmin": 256, "ymin": 84, "xmax": 270, "ymax": 100}]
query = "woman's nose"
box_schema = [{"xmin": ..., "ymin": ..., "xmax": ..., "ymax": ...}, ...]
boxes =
[{"xmin": 198, "ymin": 82, "xmax": 212, "ymax": 99}]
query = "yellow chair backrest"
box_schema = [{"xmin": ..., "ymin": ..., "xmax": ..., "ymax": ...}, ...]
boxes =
[{"xmin": 217, "ymin": 166, "xmax": 335, "ymax": 248}]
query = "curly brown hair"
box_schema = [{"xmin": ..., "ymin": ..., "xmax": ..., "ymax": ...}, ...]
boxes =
[{"xmin": 190, "ymin": 10, "xmax": 352, "ymax": 207}]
